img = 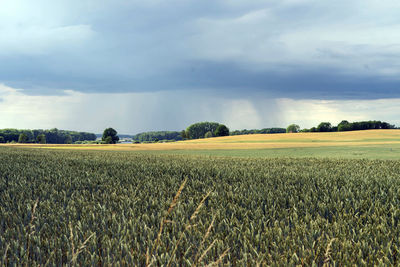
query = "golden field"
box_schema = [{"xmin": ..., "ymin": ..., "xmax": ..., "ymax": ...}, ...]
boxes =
[{"xmin": 3, "ymin": 129, "xmax": 400, "ymax": 151}]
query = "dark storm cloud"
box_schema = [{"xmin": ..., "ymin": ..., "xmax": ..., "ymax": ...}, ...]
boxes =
[
  {"xmin": 1, "ymin": 0, "xmax": 400, "ymax": 99},
  {"xmin": 6, "ymin": 60, "xmax": 398, "ymax": 100},
  {"xmin": 172, "ymin": 61, "xmax": 400, "ymax": 100}
]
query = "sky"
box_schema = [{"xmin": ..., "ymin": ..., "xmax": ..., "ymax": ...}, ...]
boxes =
[{"xmin": 1, "ymin": 0, "xmax": 400, "ymax": 134}]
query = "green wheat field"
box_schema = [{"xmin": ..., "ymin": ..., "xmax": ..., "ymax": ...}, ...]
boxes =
[{"xmin": 1, "ymin": 141, "xmax": 400, "ymax": 265}]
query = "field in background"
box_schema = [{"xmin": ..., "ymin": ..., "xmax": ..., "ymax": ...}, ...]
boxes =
[{"xmin": 4, "ymin": 129, "xmax": 400, "ymax": 159}]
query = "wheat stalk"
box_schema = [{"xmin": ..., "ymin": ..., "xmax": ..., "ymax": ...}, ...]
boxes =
[
  {"xmin": 206, "ymin": 248, "xmax": 230, "ymax": 267},
  {"xmin": 2, "ymin": 243, "xmax": 9, "ymax": 267},
  {"xmin": 147, "ymin": 180, "xmax": 228, "ymax": 266},
  {"xmin": 193, "ymin": 216, "xmax": 215, "ymax": 265},
  {"xmin": 322, "ymin": 238, "xmax": 337, "ymax": 267},
  {"xmin": 69, "ymin": 223, "xmax": 95, "ymax": 265},
  {"xmin": 25, "ymin": 199, "xmax": 39, "ymax": 266},
  {"xmin": 43, "ymin": 251, "xmax": 55, "ymax": 267},
  {"xmin": 166, "ymin": 191, "xmax": 211, "ymax": 267},
  {"xmin": 197, "ymin": 239, "xmax": 217, "ymax": 264},
  {"xmin": 147, "ymin": 178, "xmax": 187, "ymax": 266}
]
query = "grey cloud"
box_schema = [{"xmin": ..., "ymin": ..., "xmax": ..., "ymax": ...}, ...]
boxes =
[
  {"xmin": 158, "ymin": 59, "xmax": 399, "ymax": 99},
  {"xmin": 1, "ymin": 0, "xmax": 400, "ymax": 99}
]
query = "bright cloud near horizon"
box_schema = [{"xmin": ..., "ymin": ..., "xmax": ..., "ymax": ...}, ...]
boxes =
[{"xmin": 1, "ymin": 0, "xmax": 400, "ymax": 134}]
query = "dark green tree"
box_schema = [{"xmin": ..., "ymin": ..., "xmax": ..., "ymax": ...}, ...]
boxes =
[
  {"xmin": 46, "ymin": 128, "xmax": 59, "ymax": 143},
  {"xmin": 65, "ymin": 135, "xmax": 73, "ymax": 144},
  {"xmin": 36, "ymin": 134, "xmax": 46, "ymax": 144},
  {"xmin": 317, "ymin": 122, "xmax": 332, "ymax": 132},
  {"xmin": 104, "ymin": 136, "xmax": 113, "ymax": 144},
  {"xmin": 0, "ymin": 128, "xmax": 96, "ymax": 143},
  {"xmin": 338, "ymin": 120, "xmax": 349, "ymax": 127},
  {"xmin": 204, "ymin": 131, "xmax": 213, "ymax": 138},
  {"xmin": 286, "ymin": 124, "xmax": 300, "ymax": 133},
  {"xmin": 300, "ymin": 128, "xmax": 311, "ymax": 132},
  {"xmin": 338, "ymin": 120, "xmax": 351, "ymax": 131},
  {"xmin": 230, "ymin": 128, "xmax": 286, "ymax": 135},
  {"xmin": 186, "ymin": 122, "xmax": 220, "ymax": 139},
  {"xmin": 102, "ymin": 128, "xmax": 119, "ymax": 144},
  {"xmin": 380, "ymin": 122, "xmax": 392, "ymax": 129},
  {"xmin": 214, "ymin": 124, "xmax": 229, "ymax": 137},
  {"xmin": 133, "ymin": 131, "xmax": 182, "ymax": 142},
  {"xmin": 0, "ymin": 136, "xmax": 4, "ymax": 143},
  {"xmin": 18, "ymin": 133, "xmax": 28, "ymax": 143},
  {"xmin": 180, "ymin": 130, "xmax": 187, "ymax": 140}
]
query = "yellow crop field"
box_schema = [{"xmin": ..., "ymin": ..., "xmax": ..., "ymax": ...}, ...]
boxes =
[{"xmin": 4, "ymin": 129, "xmax": 400, "ymax": 151}]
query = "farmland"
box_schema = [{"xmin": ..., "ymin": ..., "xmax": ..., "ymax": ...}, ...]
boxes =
[
  {"xmin": 5, "ymin": 129, "xmax": 400, "ymax": 159},
  {"xmin": 1, "ymin": 143, "xmax": 400, "ymax": 265}
]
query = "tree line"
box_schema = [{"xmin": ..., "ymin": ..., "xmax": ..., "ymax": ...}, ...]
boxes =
[
  {"xmin": 181, "ymin": 122, "xmax": 288, "ymax": 140},
  {"xmin": 0, "ymin": 128, "xmax": 97, "ymax": 144},
  {"xmin": 286, "ymin": 120, "xmax": 396, "ymax": 133},
  {"xmin": 133, "ymin": 131, "xmax": 183, "ymax": 142},
  {"xmin": 231, "ymin": 128, "xmax": 286, "ymax": 135},
  {"xmin": 130, "ymin": 122, "xmax": 231, "ymax": 142},
  {"xmin": 5, "ymin": 119, "xmax": 393, "ymax": 145}
]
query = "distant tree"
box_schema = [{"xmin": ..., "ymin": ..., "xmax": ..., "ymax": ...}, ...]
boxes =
[
  {"xmin": 317, "ymin": 122, "xmax": 332, "ymax": 132},
  {"xmin": 102, "ymin": 128, "xmax": 119, "ymax": 144},
  {"xmin": 338, "ymin": 120, "xmax": 349, "ymax": 127},
  {"xmin": 36, "ymin": 134, "xmax": 46, "ymax": 144},
  {"xmin": 186, "ymin": 122, "xmax": 220, "ymax": 139},
  {"xmin": 230, "ymin": 128, "xmax": 286, "ymax": 135},
  {"xmin": 0, "ymin": 129, "xmax": 16, "ymax": 142},
  {"xmin": 133, "ymin": 131, "xmax": 183, "ymax": 142},
  {"xmin": 338, "ymin": 120, "xmax": 352, "ymax": 131},
  {"xmin": 204, "ymin": 131, "xmax": 213, "ymax": 138},
  {"xmin": 259, "ymin": 128, "xmax": 286, "ymax": 134},
  {"xmin": 65, "ymin": 135, "xmax": 72, "ymax": 144},
  {"xmin": 104, "ymin": 136, "xmax": 113, "ymax": 144},
  {"xmin": 214, "ymin": 124, "xmax": 229, "ymax": 137},
  {"xmin": 18, "ymin": 133, "xmax": 28, "ymax": 143},
  {"xmin": 0, "ymin": 128, "xmax": 96, "ymax": 144},
  {"xmin": 46, "ymin": 128, "xmax": 59, "ymax": 143},
  {"xmin": 0, "ymin": 136, "xmax": 4, "ymax": 143},
  {"xmin": 286, "ymin": 124, "xmax": 300, "ymax": 133},
  {"xmin": 380, "ymin": 122, "xmax": 393, "ymax": 129},
  {"xmin": 180, "ymin": 130, "xmax": 187, "ymax": 140}
]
